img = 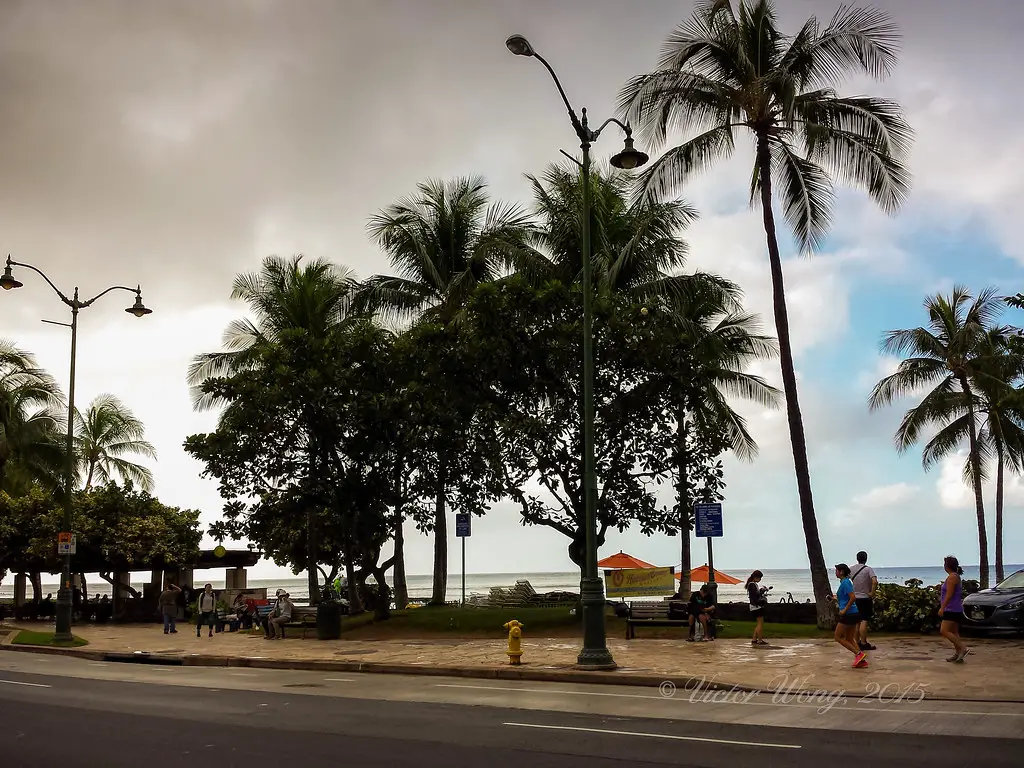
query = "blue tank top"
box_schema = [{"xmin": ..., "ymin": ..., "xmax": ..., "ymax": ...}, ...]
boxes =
[{"xmin": 941, "ymin": 577, "xmax": 963, "ymax": 612}]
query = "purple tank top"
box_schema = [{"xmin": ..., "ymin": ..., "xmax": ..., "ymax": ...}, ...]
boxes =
[{"xmin": 941, "ymin": 578, "xmax": 963, "ymax": 612}]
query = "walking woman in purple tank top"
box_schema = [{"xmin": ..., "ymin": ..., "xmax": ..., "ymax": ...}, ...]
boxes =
[{"xmin": 939, "ymin": 555, "xmax": 969, "ymax": 662}]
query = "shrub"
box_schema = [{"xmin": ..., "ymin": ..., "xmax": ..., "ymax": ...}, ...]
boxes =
[{"xmin": 871, "ymin": 580, "xmax": 940, "ymax": 634}]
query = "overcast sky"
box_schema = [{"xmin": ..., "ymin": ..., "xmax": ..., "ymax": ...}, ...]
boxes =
[{"xmin": 2, "ymin": 0, "xmax": 1023, "ymax": 581}]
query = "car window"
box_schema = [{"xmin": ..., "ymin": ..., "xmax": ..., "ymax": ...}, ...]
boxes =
[{"xmin": 996, "ymin": 571, "xmax": 1024, "ymax": 589}]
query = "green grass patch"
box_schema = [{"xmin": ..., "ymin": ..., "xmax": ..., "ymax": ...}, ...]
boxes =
[
  {"xmin": 337, "ymin": 605, "xmax": 833, "ymax": 640},
  {"xmin": 12, "ymin": 630, "xmax": 88, "ymax": 648}
]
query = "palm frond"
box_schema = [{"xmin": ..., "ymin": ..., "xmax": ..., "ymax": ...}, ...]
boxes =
[{"xmin": 770, "ymin": 138, "xmax": 834, "ymax": 251}]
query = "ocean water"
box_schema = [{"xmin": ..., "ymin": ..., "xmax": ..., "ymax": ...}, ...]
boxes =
[{"xmin": 4, "ymin": 564, "xmax": 1020, "ymax": 605}]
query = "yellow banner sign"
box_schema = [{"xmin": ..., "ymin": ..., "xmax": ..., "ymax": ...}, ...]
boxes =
[{"xmin": 604, "ymin": 567, "xmax": 676, "ymax": 598}]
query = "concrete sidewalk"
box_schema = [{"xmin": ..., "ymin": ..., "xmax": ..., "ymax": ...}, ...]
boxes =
[{"xmin": 2, "ymin": 621, "xmax": 1021, "ymax": 702}]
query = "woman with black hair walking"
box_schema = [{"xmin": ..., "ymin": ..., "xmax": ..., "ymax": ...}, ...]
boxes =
[
  {"xmin": 939, "ymin": 556, "xmax": 970, "ymax": 662},
  {"xmin": 745, "ymin": 570, "xmax": 768, "ymax": 645}
]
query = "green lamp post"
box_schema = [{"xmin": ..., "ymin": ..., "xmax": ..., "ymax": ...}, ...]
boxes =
[
  {"xmin": 1, "ymin": 255, "xmax": 152, "ymax": 642},
  {"xmin": 505, "ymin": 35, "xmax": 649, "ymax": 669}
]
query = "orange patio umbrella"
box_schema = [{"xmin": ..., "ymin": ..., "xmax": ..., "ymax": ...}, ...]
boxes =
[
  {"xmin": 597, "ymin": 551, "xmax": 656, "ymax": 569},
  {"xmin": 674, "ymin": 564, "xmax": 742, "ymax": 585}
]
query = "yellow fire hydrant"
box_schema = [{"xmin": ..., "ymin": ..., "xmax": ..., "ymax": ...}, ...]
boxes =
[{"xmin": 504, "ymin": 619, "xmax": 524, "ymax": 665}]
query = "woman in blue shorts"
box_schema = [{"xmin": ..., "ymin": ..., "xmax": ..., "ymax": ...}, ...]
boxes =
[{"xmin": 833, "ymin": 563, "xmax": 867, "ymax": 667}]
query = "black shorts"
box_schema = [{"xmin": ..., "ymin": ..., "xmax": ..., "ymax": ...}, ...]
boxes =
[
  {"xmin": 942, "ymin": 611, "xmax": 963, "ymax": 624},
  {"xmin": 854, "ymin": 598, "xmax": 873, "ymax": 620},
  {"xmin": 838, "ymin": 613, "xmax": 860, "ymax": 626}
]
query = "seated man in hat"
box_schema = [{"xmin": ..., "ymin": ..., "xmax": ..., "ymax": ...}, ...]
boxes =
[{"xmin": 264, "ymin": 589, "xmax": 294, "ymax": 640}]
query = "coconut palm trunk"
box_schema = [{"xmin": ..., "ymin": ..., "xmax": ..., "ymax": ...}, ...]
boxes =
[
  {"xmin": 392, "ymin": 454, "xmax": 408, "ymax": 610},
  {"xmin": 755, "ymin": 137, "xmax": 832, "ymax": 619},
  {"xmin": 958, "ymin": 375, "xmax": 990, "ymax": 588}
]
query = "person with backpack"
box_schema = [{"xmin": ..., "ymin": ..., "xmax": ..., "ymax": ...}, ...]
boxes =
[
  {"xmin": 158, "ymin": 582, "xmax": 180, "ymax": 634},
  {"xmin": 850, "ymin": 551, "xmax": 878, "ymax": 651},
  {"xmin": 196, "ymin": 583, "xmax": 217, "ymax": 638}
]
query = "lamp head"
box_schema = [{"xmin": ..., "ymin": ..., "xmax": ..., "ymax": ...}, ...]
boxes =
[
  {"xmin": 505, "ymin": 34, "xmax": 535, "ymax": 57},
  {"xmin": 1, "ymin": 257, "xmax": 23, "ymax": 290},
  {"xmin": 126, "ymin": 288, "xmax": 152, "ymax": 317},
  {"xmin": 609, "ymin": 135, "xmax": 649, "ymax": 170}
]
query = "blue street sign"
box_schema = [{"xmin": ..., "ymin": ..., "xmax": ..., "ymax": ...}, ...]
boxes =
[
  {"xmin": 455, "ymin": 513, "xmax": 472, "ymax": 538},
  {"xmin": 693, "ymin": 503, "xmax": 723, "ymax": 538}
]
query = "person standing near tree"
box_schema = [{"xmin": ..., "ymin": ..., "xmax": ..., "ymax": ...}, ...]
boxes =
[
  {"xmin": 851, "ymin": 551, "xmax": 878, "ymax": 651},
  {"xmin": 158, "ymin": 582, "xmax": 180, "ymax": 634}
]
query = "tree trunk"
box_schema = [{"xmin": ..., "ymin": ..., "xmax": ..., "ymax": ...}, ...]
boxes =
[
  {"xmin": 344, "ymin": 554, "xmax": 362, "ymax": 613},
  {"xmin": 676, "ymin": 408, "xmax": 692, "ymax": 596},
  {"xmin": 995, "ymin": 433, "xmax": 1005, "ymax": 584},
  {"xmin": 430, "ymin": 459, "xmax": 448, "ymax": 606},
  {"xmin": 755, "ymin": 135, "xmax": 833, "ymax": 626},
  {"xmin": 393, "ymin": 455, "xmax": 408, "ymax": 610},
  {"xmin": 959, "ymin": 375, "xmax": 989, "ymax": 588},
  {"xmin": 306, "ymin": 503, "xmax": 320, "ymax": 605}
]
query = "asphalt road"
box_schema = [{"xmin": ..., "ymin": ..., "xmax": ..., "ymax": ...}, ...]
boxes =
[{"xmin": 1, "ymin": 668, "xmax": 1020, "ymax": 768}]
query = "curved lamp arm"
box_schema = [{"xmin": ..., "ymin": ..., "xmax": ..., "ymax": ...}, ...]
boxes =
[
  {"xmin": 7, "ymin": 258, "xmax": 73, "ymax": 306},
  {"xmin": 530, "ymin": 51, "xmax": 586, "ymax": 139},
  {"xmin": 83, "ymin": 284, "xmax": 140, "ymax": 307},
  {"xmin": 592, "ymin": 116, "xmax": 634, "ymax": 140}
]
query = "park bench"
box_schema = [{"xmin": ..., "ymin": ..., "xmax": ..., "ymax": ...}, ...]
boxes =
[
  {"xmin": 254, "ymin": 602, "xmax": 318, "ymax": 639},
  {"xmin": 625, "ymin": 601, "xmax": 689, "ymax": 639},
  {"xmin": 215, "ymin": 608, "xmax": 240, "ymax": 633}
]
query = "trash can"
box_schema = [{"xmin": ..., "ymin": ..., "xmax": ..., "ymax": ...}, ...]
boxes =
[{"xmin": 316, "ymin": 600, "xmax": 342, "ymax": 640}]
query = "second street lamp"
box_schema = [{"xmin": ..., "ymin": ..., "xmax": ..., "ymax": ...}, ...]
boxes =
[
  {"xmin": 1, "ymin": 255, "xmax": 151, "ymax": 642},
  {"xmin": 506, "ymin": 35, "xmax": 648, "ymax": 670}
]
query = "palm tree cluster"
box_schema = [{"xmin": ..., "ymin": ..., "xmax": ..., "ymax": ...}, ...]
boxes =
[
  {"xmin": 189, "ymin": 163, "xmax": 780, "ymax": 607},
  {"xmin": 870, "ymin": 288, "xmax": 1024, "ymax": 587},
  {"xmin": 0, "ymin": 340, "xmax": 156, "ymax": 497},
  {"xmin": 188, "ymin": 0, "xmax": 916, "ymax": 622}
]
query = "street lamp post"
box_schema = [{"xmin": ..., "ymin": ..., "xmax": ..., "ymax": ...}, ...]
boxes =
[
  {"xmin": 506, "ymin": 35, "xmax": 648, "ymax": 669},
  {"xmin": 1, "ymin": 256, "xmax": 152, "ymax": 642}
]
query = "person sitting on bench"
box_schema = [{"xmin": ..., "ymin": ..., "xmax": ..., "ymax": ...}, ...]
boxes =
[
  {"xmin": 264, "ymin": 589, "xmax": 294, "ymax": 640},
  {"xmin": 687, "ymin": 584, "xmax": 717, "ymax": 641}
]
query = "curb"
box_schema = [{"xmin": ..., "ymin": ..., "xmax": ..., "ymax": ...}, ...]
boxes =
[{"xmin": 2, "ymin": 641, "xmax": 1022, "ymax": 704}]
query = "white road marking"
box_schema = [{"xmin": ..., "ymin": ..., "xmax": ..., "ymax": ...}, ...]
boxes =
[
  {"xmin": 0, "ymin": 679, "xmax": 52, "ymax": 688},
  {"xmin": 324, "ymin": 678, "xmax": 355, "ymax": 683},
  {"xmin": 436, "ymin": 684, "xmax": 1024, "ymax": 718},
  {"xmin": 228, "ymin": 673, "xmax": 257, "ymax": 677},
  {"xmin": 503, "ymin": 722, "xmax": 801, "ymax": 750}
]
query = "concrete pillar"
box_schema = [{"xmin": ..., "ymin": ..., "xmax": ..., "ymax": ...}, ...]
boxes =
[
  {"xmin": 225, "ymin": 567, "xmax": 247, "ymax": 590},
  {"xmin": 179, "ymin": 568, "xmax": 194, "ymax": 590},
  {"xmin": 13, "ymin": 574, "xmax": 27, "ymax": 607}
]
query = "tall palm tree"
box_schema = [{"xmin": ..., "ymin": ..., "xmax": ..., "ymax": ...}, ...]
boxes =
[
  {"xmin": 362, "ymin": 176, "xmax": 534, "ymax": 325},
  {"xmin": 74, "ymin": 394, "xmax": 156, "ymax": 491},
  {"xmin": 362, "ymin": 177, "xmax": 533, "ymax": 604},
  {"xmin": 919, "ymin": 329, "xmax": 1024, "ymax": 584},
  {"xmin": 517, "ymin": 162, "xmax": 712, "ymax": 304},
  {"xmin": 189, "ymin": 254, "xmax": 359, "ymax": 604},
  {"xmin": 869, "ymin": 288, "xmax": 1010, "ymax": 588},
  {"xmin": 619, "ymin": 0, "xmax": 913, "ymax": 617},
  {"xmin": 665, "ymin": 287, "xmax": 780, "ymax": 594},
  {"xmin": 0, "ymin": 340, "xmax": 66, "ymax": 494}
]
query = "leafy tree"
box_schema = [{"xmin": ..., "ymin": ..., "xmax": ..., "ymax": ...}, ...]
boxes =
[
  {"xmin": 619, "ymin": 0, "xmax": 913, "ymax": 618},
  {"xmin": 645, "ymin": 284, "xmax": 779, "ymax": 593},
  {"xmin": 0, "ymin": 484, "xmax": 201, "ymax": 597},
  {"xmin": 75, "ymin": 394, "xmax": 156, "ymax": 491},
  {"xmin": 188, "ymin": 255, "xmax": 359, "ymax": 602},
  {"xmin": 455, "ymin": 279, "xmax": 680, "ymax": 574},
  {"xmin": 360, "ymin": 177, "xmax": 533, "ymax": 604},
  {"xmin": 869, "ymin": 287, "xmax": 1015, "ymax": 587},
  {"xmin": 0, "ymin": 340, "xmax": 66, "ymax": 494}
]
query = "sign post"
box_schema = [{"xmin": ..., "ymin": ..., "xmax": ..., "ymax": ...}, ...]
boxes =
[
  {"xmin": 693, "ymin": 503, "xmax": 723, "ymax": 602},
  {"xmin": 455, "ymin": 513, "xmax": 471, "ymax": 606}
]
